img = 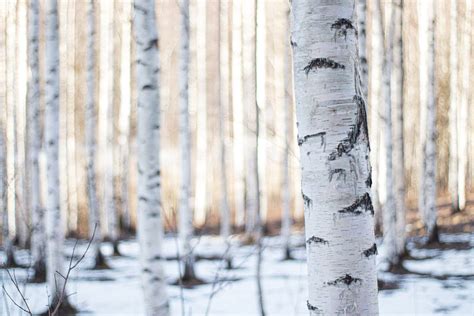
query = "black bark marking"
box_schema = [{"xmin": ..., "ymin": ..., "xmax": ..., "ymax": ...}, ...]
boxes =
[
  {"xmin": 303, "ymin": 58, "xmax": 345, "ymax": 76},
  {"xmin": 337, "ymin": 193, "xmax": 374, "ymax": 216},
  {"xmin": 307, "ymin": 301, "xmax": 321, "ymax": 312},
  {"xmin": 306, "ymin": 236, "xmax": 329, "ymax": 245},
  {"xmin": 366, "ymin": 165, "xmax": 372, "ymax": 188},
  {"xmin": 142, "ymin": 84, "xmax": 155, "ymax": 90},
  {"xmin": 328, "ymin": 95, "xmax": 370, "ymax": 161},
  {"xmin": 297, "ymin": 132, "xmax": 326, "ymax": 146},
  {"xmin": 327, "ymin": 274, "xmax": 362, "ymax": 286},
  {"xmin": 302, "ymin": 193, "xmax": 312, "ymax": 209},
  {"xmin": 329, "ymin": 168, "xmax": 346, "ymax": 182},
  {"xmin": 362, "ymin": 243, "xmax": 378, "ymax": 257},
  {"xmin": 330, "ymin": 18, "xmax": 356, "ymax": 41}
]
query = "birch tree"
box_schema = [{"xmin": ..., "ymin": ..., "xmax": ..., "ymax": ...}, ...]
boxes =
[
  {"xmin": 357, "ymin": 0, "xmax": 368, "ymax": 101},
  {"xmin": 133, "ymin": 0, "xmax": 169, "ymax": 314},
  {"xmin": 291, "ymin": 0, "xmax": 378, "ymax": 314},
  {"xmin": 392, "ymin": 0, "xmax": 407, "ymax": 258},
  {"xmin": 418, "ymin": 0, "xmax": 438, "ymax": 243},
  {"xmin": 218, "ymin": 0, "xmax": 231, "ymax": 242},
  {"xmin": 448, "ymin": 0, "xmax": 459, "ymax": 213},
  {"xmin": 178, "ymin": 0, "xmax": 198, "ymax": 282},
  {"xmin": 28, "ymin": 0, "xmax": 46, "ymax": 280},
  {"xmin": 86, "ymin": 0, "xmax": 108, "ymax": 269},
  {"xmin": 242, "ymin": 0, "xmax": 258, "ymax": 241},
  {"xmin": 45, "ymin": 0, "xmax": 73, "ymax": 310}
]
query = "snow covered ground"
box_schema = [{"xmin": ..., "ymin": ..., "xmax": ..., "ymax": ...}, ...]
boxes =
[{"xmin": 1, "ymin": 233, "xmax": 473, "ymax": 315}]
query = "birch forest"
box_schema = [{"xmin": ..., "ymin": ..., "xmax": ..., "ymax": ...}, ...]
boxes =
[{"xmin": 1, "ymin": 0, "xmax": 474, "ymax": 315}]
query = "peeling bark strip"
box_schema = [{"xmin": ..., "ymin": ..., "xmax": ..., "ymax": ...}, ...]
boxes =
[
  {"xmin": 338, "ymin": 193, "xmax": 374, "ymax": 216},
  {"xmin": 328, "ymin": 95, "xmax": 370, "ymax": 161},
  {"xmin": 363, "ymin": 243, "xmax": 378, "ymax": 257},
  {"xmin": 330, "ymin": 18, "xmax": 356, "ymax": 40},
  {"xmin": 327, "ymin": 274, "xmax": 362, "ymax": 286},
  {"xmin": 297, "ymin": 132, "xmax": 326, "ymax": 146},
  {"xmin": 303, "ymin": 58, "xmax": 345, "ymax": 76},
  {"xmin": 306, "ymin": 236, "xmax": 329, "ymax": 245},
  {"xmin": 307, "ymin": 301, "xmax": 321, "ymax": 312}
]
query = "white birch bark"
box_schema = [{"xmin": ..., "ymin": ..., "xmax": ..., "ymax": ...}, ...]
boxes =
[
  {"xmin": 369, "ymin": 0, "xmax": 383, "ymax": 229},
  {"xmin": 282, "ymin": 9, "xmax": 292, "ymax": 258},
  {"xmin": 448, "ymin": 0, "xmax": 459, "ymax": 213},
  {"xmin": 392, "ymin": 0, "xmax": 406, "ymax": 258},
  {"xmin": 133, "ymin": 0, "xmax": 169, "ymax": 314},
  {"xmin": 242, "ymin": 0, "xmax": 258, "ymax": 239},
  {"xmin": 232, "ymin": 0, "xmax": 245, "ymax": 228},
  {"xmin": 292, "ymin": 0, "xmax": 378, "ymax": 314},
  {"xmin": 219, "ymin": 0, "xmax": 231, "ymax": 240},
  {"xmin": 418, "ymin": 0, "xmax": 438, "ymax": 242},
  {"xmin": 28, "ymin": 0, "xmax": 46, "ymax": 278},
  {"xmin": 85, "ymin": 0, "xmax": 105, "ymax": 266},
  {"xmin": 45, "ymin": 0, "xmax": 67, "ymax": 300},
  {"xmin": 194, "ymin": 0, "xmax": 207, "ymax": 227},
  {"xmin": 119, "ymin": 0, "xmax": 132, "ymax": 232},
  {"xmin": 178, "ymin": 0, "xmax": 196, "ymax": 279},
  {"xmin": 458, "ymin": 0, "xmax": 471, "ymax": 213}
]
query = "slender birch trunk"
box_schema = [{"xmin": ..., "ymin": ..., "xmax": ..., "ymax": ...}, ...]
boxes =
[
  {"xmin": 448, "ymin": 0, "xmax": 459, "ymax": 213},
  {"xmin": 281, "ymin": 8, "xmax": 292, "ymax": 260},
  {"xmin": 178, "ymin": 0, "xmax": 196, "ymax": 281},
  {"xmin": 28, "ymin": 0, "xmax": 46, "ymax": 279},
  {"xmin": 418, "ymin": 0, "xmax": 438, "ymax": 243},
  {"xmin": 118, "ymin": 0, "xmax": 132, "ymax": 233},
  {"xmin": 457, "ymin": 0, "xmax": 471, "ymax": 213},
  {"xmin": 219, "ymin": 0, "xmax": 231, "ymax": 241},
  {"xmin": 194, "ymin": 0, "xmax": 207, "ymax": 227},
  {"xmin": 133, "ymin": 0, "xmax": 169, "ymax": 314},
  {"xmin": 369, "ymin": 0, "xmax": 383, "ymax": 231},
  {"xmin": 231, "ymin": 0, "xmax": 245, "ymax": 228},
  {"xmin": 392, "ymin": 0, "xmax": 407, "ymax": 259},
  {"xmin": 291, "ymin": 0, "xmax": 379, "ymax": 314},
  {"xmin": 86, "ymin": 0, "xmax": 107, "ymax": 269},
  {"xmin": 45, "ymin": 0, "xmax": 70, "ymax": 305},
  {"xmin": 242, "ymin": 0, "xmax": 258, "ymax": 240}
]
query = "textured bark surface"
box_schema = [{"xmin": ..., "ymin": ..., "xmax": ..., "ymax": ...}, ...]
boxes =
[
  {"xmin": 45, "ymin": 0, "xmax": 66, "ymax": 298},
  {"xmin": 357, "ymin": 0, "xmax": 368, "ymax": 101},
  {"xmin": 292, "ymin": 0, "xmax": 378, "ymax": 314},
  {"xmin": 28, "ymin": 0, "xmax": 46, "ymax": 278},
  {"xmin": 133, "ymin": 0, "xmax": 169, "ymax": 314},
  {"xmin": 418, "ymin": 0, "xmax": 437, "ymax": 242}
]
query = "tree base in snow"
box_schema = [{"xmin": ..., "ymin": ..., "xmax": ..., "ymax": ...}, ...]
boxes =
[
  {"xmin": 29, "ymin": 261, "xmax": 47, "ymax": 283},
  {"xmin": 224, "ymin": 256, "xmax": 233, "ymax": 270},
  {"xmin": 112, "ymin": 240, "xmax": 121, "ymax": 256},
  {"xmin": 40, "ymin": 296, "xmax": 78, "ymax": 316},
  {"xmin": 281, "ymin": 247, "xmax": 294, "ymax": 261},
  {"xmin": 426, "ymin": 224, "xmax": 440, "ymax": 244},
  {"xmin": 92, "ymin": 249, "xmax": 110, "ymax": 270},
  {"xmin": 241, "ymin": 234, "xmax": 257, "ymax": 245},
  {"xmin": 1, "ymin": 250, "xmax": 19, "ymax": 268}
]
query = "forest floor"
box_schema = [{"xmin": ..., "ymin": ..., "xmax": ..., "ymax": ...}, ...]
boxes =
[{"xmin": 1, "ymin": 226, "xmax": 473, "ymax": 315}]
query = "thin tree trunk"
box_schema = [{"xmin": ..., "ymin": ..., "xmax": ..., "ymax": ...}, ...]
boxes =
[
  {"xmin": 28, "ymin": 0, "xmax": 46, "ymax": 280},
  {"xmin": 219, "ymin": 0, "xmax": 231, "ymax": 241},
  {"xmin": 178, "ymin": 0, "xmax": 196, "ymax": 281},
  {"xmin": 242, "ymin": 0, "xmax": 258, "ymax": 240},
  {"xmin": 357, "ymin": 0, "xmax": 368, "ymax": 101},
  {"xmin": 194, "ymin": 0, "xmax": 207, "ymax": 227},
  {"xmin": 369, "ymin": 0, "xmax": 383, "ymax": 231},
  {"xmin": 418, "ymin": 0, "xmax": 438, "ymax": 243},
  {"xmin": 457, "ymin": 0, "xmax": 471, "ymax": 213},
  {"xmin": 86, "ymin": 0, "xmax": 107, "ymax": 269},
  {"xmin": 291, "ymin": 0, "xmax": 379, "ymax": 314},
  {"xmin": 118, "ymin": 0, "xmax": 132, "ymax": 233},
  {"xmin": 231, "ymin": 0, "xmax": 245, "ymax": 228},
  {"xmin": 392, "ymin": 0, "xmax": 406, "ymax": 258},
  {"xmin": 448, "ymin": 0, "xmax": 459, "ymax": 213},
  {"xmin": 45, "ymin": 0, "xmax": 71, "ymax": 308},
  {"xmin": 133, "ymin": 0, "xmax": 169, "ymax": 314}
]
